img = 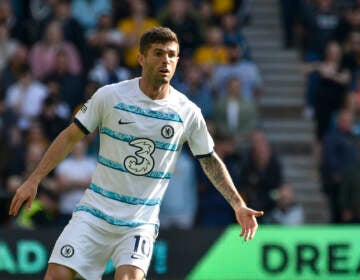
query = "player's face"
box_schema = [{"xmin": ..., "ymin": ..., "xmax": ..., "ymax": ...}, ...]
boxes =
[{"xmin": 139, "ymin": 42, "xmax": 179, "ymax": 86}]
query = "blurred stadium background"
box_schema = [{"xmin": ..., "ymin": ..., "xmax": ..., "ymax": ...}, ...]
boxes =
[{"xmin": 0, "ymin": 0, "xmax": 359, "ymax": 279}]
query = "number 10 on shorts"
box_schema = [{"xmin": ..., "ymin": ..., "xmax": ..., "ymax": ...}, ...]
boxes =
[{"xmin": 132, "ymin": 235, "xmax": 151, "ymax": 259}]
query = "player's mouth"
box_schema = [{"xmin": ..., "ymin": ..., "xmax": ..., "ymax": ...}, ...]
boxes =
[{"xmin": 159, "ymin": 68, "xmax": 170, "ymax": 75}]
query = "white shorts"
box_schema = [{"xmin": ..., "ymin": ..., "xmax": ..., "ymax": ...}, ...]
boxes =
[{"xmin": 49, "ymin": 212, "xmax": 156, "ymax": 279}]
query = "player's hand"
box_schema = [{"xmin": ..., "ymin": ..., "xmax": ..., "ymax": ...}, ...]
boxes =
[
  {"xmin": 9, "ymin": 180, "xmax": 38, "ymax": 216},
  {"xmin": 235, "ymin": 206, "xmax": 264, "ymax": 242}
]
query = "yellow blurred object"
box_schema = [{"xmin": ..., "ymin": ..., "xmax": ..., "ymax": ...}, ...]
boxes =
[
  {"xmin": 117, "ymin": 18, "xmax": 159, "ymax": 67},
  {"xmin": 194, "ymin": 45, "xmax": 229, "ymax": 65},
  {"xmin": 212, "ymin": 0, "xmax": 234, "ymax": 16}
]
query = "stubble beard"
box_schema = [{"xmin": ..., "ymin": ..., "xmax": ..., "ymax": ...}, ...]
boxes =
[{"xmin": 153, "ymin": 74, "xmax": 171, "ymax": 87}]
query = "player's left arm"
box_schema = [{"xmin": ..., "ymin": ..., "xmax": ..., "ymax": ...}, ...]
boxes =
[{"xmin": 199, "ymin": 152, "xmax": 264, "ymax": 241}]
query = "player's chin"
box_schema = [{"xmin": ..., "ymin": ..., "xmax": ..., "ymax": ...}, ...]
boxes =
[{"xmin": 157, "ymin": 75, "xmax": 171, "ymax": 84}]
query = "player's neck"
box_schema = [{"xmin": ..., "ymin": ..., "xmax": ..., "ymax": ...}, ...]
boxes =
[{"xmin": 139, "ymin": 77, "xmax": 170, "ymax": 100}]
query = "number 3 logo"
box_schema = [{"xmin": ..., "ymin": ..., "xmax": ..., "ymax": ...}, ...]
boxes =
[{"xmin": 124, "ymin": 138, "xmax": 155, "ymax": 176}]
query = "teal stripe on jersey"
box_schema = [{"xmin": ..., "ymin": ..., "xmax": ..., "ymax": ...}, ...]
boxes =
[
  {"xmin": 98, "ymin": 155, "xmax": 127, "ymax": 172},
  {"xmin": 100, "ymin": 127, "xmax": 180, "ymax": 151},
  {"xmin": 101, "ymin": 126, "xmax": 135, "ymax": 142},
  {"xmin": 89, "ymin": 183, "xmax": 161, "ymax": 206},
  {"xmin": 98, "ymin": 155, "xmax": 172, "ymax": 179},
  {"xmin": 74, "ymin": 205, "xmax": 156, "ymax": 227},
  {"xmin": 114, "ymin": 103, "xmax": 183, "ymax": 123}
]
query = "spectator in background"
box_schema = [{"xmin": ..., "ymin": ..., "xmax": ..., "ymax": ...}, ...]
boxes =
[
  {"xmin": 335, "ymin": 0, "xmax": 360, "ymax": 44},
  {"xmin": 303, "ymin": 41, "xmax": 351, "ymax": 138},
  {"xmin": 0, "ymin": 89, "xmax": 18, "ymax": 186},
  {"xmin": 5, "ymin": 64, "xmax": 48, "ymax": 130},
  {"xmin": 0, "ymin": 0, "xmax": 28, "ymax": 45},
  {"xmin": 42, "ymin": 76, "xmax": 71, "ymax": 120},
  {"xmin": 338, "ymin": 161, "xmax": 360, "ymax": 223},
  {"xmin": 117, "ymin": 0, "xmax": 159, "ymax": 70},
  {"xmin": 321, "ymin": 108, "xmax": 360, "ymax": 222},
  {"xmin": 55, "ymin": 139, "xmax": 96, "ymax": 226},
  {"xmin": 42, "ymin": 48, "xmax": 84, "ymax": 112},
  {"xmin": 85, "ymin": 11, "xmax": 125, "ymax": 68},
  {"xmin": 49, "ymin": 0, "xmax": 85, "ymax": 58},
  {"xmin": 158, "ymin": 0, "xmax": 203, "ymax": 57},
  {"xmin": 197, "ymin": 0, "xmax": 218, "ymax": 30},
  {"xmin": 111, "ymin": 0, "xmax": 131, "ymax": 22},
  {"xmin": 0, "ymin": 43, "xmax": 28, "ymax": 91},
  {"xmin": 300, "ymin": 0, "xmax": 340, "ymax": 119},
  {"xmin": 39, "ymin": 96, "xmax": 69, "ymax": 141},
  {"xmin": 212, "ymin": 43, "xmax": 263, "ymax": 101},
  {"xmin": 301, "ymin": 0, "xmax": 339, "ymax": 59},
  {"xmin": 28, "ymin": 0, "xmax": 56, "ymax": 24},
  {"xmin": 29, "ymin": 20, "xmax": 82, "ymax": 80},
  {"xmin": 264, "ymin": 184, "xmax": 305, "ymax": 225},
  {"xmin": 71, "ymin": 0, "xmax": 111, "ymax": 31},
  {"xmin": 6, "ymin": 140, "xmax": 48, "ymax": 195},
  {"xmin": 239, "ymin": 129, "xmax": 283, "ymax": 215},
  {"xmin": 341, "ymin": 31, "xmax": 360, "ymax": 89},
  {"xmin": 0, "ymin": 19, "xmax": 18, "ymax": 73},
  {"xmin": 221, "ymin": 12, "xmax": 251, "ymax": 59},
  {"xmin": 313, "ymin": 41, "xmax": 351, "ymax": 141},
  {"xmin": 23, "ymin": 0, "xmax": 59, "ymax": 47},
  {"xmin": 210, "ymin": 0, "xmax": 250, "ymax": 24},
  {"xmin": 346, "ymin": 71, "xmax": 360, "ymax": 126},
  {"xmin": 25, "ymin": 120, "xmax": 50, "ymax": 152},
  {"xmin": 88, "ymin": 47, "xmax": 131, "ymax": 86},
  {"xmin": 193, "ymin": 25, "xmax": 229, "ymax": 75},
  {"xmin": 87, "ymin": 11, "xmax": 124, "ymax": 49},
  {"xmin": 159, "ymin": 147, "xmax": 198, "ymax": 230},
  {"xmin": 176, "ymin": 63, "xmax": 213, "ymax": 119},
  {"xmin": 213, "ymin": 76, "xmax": 260, "ymax": 149}
]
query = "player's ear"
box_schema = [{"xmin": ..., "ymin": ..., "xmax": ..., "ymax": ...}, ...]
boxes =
[{"xmin": 137, "ymin": 53, "xmax": 144, "ymax": 67}]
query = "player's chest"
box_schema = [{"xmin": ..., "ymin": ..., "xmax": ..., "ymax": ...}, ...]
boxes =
[{"xmin": 103, "ymin": 102, "xmax": 185, "ymax": 142}]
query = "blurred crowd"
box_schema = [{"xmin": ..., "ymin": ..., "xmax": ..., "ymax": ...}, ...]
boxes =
[
  {"xmin": 280, "ymin": 0, "xmax": 360, "ymax": 223},
  {"xmin": 0, "ymin": 0, "xmax": 356, "ymax": 231}
]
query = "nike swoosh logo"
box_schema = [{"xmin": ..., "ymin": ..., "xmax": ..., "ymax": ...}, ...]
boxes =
[
  {"xmin": 118, "ymin": 119, "xmax": 135, "ymax": 125},
  {"xmin": 130, "ymin": 254, "xmax": 144, "ymax": 260}
]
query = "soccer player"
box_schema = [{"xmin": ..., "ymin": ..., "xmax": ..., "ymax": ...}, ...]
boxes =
[{"xmin": 9, "ymin": 27, "xmax": 264, "ymax": 280}]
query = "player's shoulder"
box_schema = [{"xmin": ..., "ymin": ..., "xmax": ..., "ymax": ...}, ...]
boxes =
[
  {"xmin": 99, "ymin": 78, "xmax": 137, "ymax": 93},
  {"xmin": 92, "ymin": 78, "xmax": 137, "ymax": 100}
]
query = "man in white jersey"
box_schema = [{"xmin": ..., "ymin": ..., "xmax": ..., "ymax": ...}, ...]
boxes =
[{"xmin": 9, "ymin": 27, "xmax": 264, "ymax": 280}]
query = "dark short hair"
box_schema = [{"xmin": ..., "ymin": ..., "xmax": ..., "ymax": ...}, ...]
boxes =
[{"xmin": 139, "ymin": 26, "xmax": 179, "ymax": 54}]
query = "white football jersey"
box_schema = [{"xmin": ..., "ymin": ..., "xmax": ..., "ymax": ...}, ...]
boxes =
[{"xmin": 74, "ymin": 77, "xmax": 214, "ymax": 231}]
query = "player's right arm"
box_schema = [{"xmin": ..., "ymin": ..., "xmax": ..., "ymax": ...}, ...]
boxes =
[{"xmin": 9, "ymin": 123, "xmax": 86, "ymax": 216}]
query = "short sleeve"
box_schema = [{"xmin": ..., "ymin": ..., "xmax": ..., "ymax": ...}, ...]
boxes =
[
  {"xmin": 74, "ymin": 88, "xmax": 105, "ymax": 134},
  {"xmin": 187, "ymin": 108, "xmax": 214, "ymax": 158}
]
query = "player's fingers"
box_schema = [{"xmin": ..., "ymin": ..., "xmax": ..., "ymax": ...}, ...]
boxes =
[
  {"xmin": 239, "ymin": 227, "xmax": 245, "ymax": 237},
  {"xmin": 9, "ymin": 198, "xmax": 14, "ymax": 215},
  {"xmin": 26, "ymin": 197, "xmax": 33, "ymax": 211},
  {"xmin": 244, "ymin": 229, "xmax": 251, "ymax": 242},
  {"xmin": 13, "ymin": 200, "xmax": 23, "ymax": 216},
  {"xmin": 250, "ymin": 210, "xmax": 264, "ymax": 217},
  {"xmin": 9, "ymin": 199, "xmax": 17, "ymax": 215},
  {"xmin": 9, "ymin": 195, "xmax": 18, "ymax": 215},
  {"xmin": 10, "ymin": 196, "xmax": 25, "ymax": 216},
  {"xmin": 250, "ymin": 228, "xmax": 257, "ymax": 240}
]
